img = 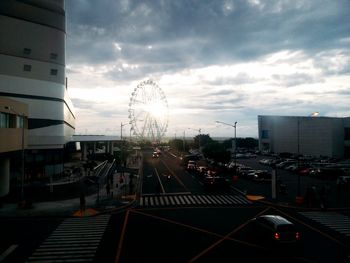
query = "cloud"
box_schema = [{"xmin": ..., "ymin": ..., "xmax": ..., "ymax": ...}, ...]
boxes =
[{"xmin": 64, "ymin": 0, "xmax": 350, "ymax": 138}]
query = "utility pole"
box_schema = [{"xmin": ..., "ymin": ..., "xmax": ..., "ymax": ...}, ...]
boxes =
[{"xmin": 216, "ymin": 120, "xmax": 237, "ymax": 174}]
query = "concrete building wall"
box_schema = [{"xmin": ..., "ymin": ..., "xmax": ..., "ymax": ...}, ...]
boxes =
[
  {"xmin": 0, "ymin": 97, "xmax": 28, "ymax": 153},
  {"xmin": 0, "ymin": 0, "xmax": 75, "ymax": 151},
  {"xmin": 0, "ymin": 0, "xmax": 75, "ymax": 185},
  {"xmin": 258, "ymin": 115, "xmax": 346, "ymax": 158}
]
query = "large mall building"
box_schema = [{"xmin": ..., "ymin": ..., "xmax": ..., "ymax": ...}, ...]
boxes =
[
  {"xmin": 0, "ymin": 0, "xmax": 75, "ymax": 197},
  {"xmin": 258, "ymin": 115, "xmax": 350, "ymax": 159}
]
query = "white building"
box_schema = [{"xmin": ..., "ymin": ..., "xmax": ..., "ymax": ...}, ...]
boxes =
[
  {"xmin": 0, "ymin": 0, "xmax": 75, "ymax": 194},
  {"xmin": 258, "ymin": 115, "xmax": 350, "ymax": 158}
]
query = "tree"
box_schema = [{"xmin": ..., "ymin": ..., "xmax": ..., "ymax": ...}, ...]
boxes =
[
  {"xmin": 202, "ymin": 141, "xmax": 230, "ymax": 163},
  {"xmin": 169, "ymin": 139, "xmax": 187, "ymax": 152},
  {"xmin": 194, "ymin": 134, "xmax": 213, "ymax": 149},
  {"xmin": 223, "ymin": 137, "xmax": 258, "ymax": 150}
]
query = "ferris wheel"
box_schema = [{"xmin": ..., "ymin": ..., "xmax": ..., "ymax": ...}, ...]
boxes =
[{"xmin": 128, "ymin": 79, "xmax": 169, "ymax": 141}]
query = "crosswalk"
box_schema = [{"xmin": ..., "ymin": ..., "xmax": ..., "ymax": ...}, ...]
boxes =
[
  {"xmin": 139, "ymin": 194, "xmax": 252, "ymax": 207},
  {"xmin": 299, "ymin": 211, "xmax": 350, "ymax": 237},
  {"xmin": 26, "ymin": 215, "xmax": 110, "ymax": 263}
]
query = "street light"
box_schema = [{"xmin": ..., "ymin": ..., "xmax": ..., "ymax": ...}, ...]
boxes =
[
  {"xmin": 5, "ymin": 106, "xmax": 25, "ymax": 201},
  {"xmin": 120, "ymin": 122, "xmax": 128, "ymax": 168},
  {"xmin": 188, "ymin": 127, "xmax": 201, "ymax": 149},
  {"xmin": 120, "ymin": 122, "xmax": 128, "ymax": 141},
  {"xmin": 216, "ymin": 121, "xmax": 237, "ymax": 173}
]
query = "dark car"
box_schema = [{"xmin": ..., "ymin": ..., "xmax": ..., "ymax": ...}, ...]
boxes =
[
  {"xmin": 250, "ymin": 215, "xmax": 302, "ymax": 253},
  {"xmin": 203, "ymin": 176, "xmax": 230, "ymax": 191},
  {"xmin": 252, "ymin": 170, "xmax": 272, "ymax": 182}
]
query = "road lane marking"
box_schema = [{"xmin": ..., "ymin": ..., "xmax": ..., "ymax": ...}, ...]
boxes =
[
  {"xmin": 274, "ymin": 208, "xmax": 350, "ymax": 250},
  {"xmin": 299, "ymin": 211, "xmax": 350, "ymax": 241},
  {"xmin": 131, "ymin": 208, "xmax": 266, "ymax": 252},
  {"xmin": 0, "ymin": 245, "xmax": 18, "ymax": 262},
  {"xmin": 178, "ymin": 195, "xmax": 186, "ymax": 205},
  {"xmin": 187, "ymin": 207, "xmax": 272, "ymax": 263},
  {"xmin": 168, "ymin": 196, "xmax": 176, "ymax": 205},
  {"xmin": 200, "ymin": 195, "xmax": 213, "ymax": 204},
  {"xmin": 154, "ymin": 168, "xmax": 165, "ymax": 193},
  {"xmin": 115, "ymin": 210, "xmax": 130, "ymax": 263},
  {"xmin": 164, "ymin": 196, "xmax": 170, "ymax": 205},
  {"xmin": 27, "ymin": 215, "xmax": 110, "ymax": 263},
  {"xmin": 173, "ymin": 196, "xmax": 181, "ymax": 205},
  {"xmin": 160, "ymin": 159, "xmax": 190, "ymax": 193}
]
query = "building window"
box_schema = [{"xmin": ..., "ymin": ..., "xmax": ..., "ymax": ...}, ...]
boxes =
[
  {"xmin": 23, "ymin": 48, "xmax": 31, "ymax": 55},
  {"xmin": 23, "ymin": 64, "xmax": 32, "ymax": 72},
  {"xmin": 0, "ymin": 112, "xmax": 10, "ymax": 128},
  {"xmin": 261, "ymin": 130, "xmax": 269, "ymax": 139},
  {"xmin": 16, "ymin": 115, "xmax": 24, "ymax": 128},
  {"xmin": 345, "ymin": 128, "xmax": 350, "ymax": 140},
  {"xmin": 50, "ymin": 53, "xmax": 58, "ymax": 60},
  {"xmin": 50, "ymin": 69, "xmax": 58, "ymax": 75}
]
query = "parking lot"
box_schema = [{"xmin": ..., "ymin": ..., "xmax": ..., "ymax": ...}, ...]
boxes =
[{"xmin": 231, "ymin": 155, "xmax": 350, "ymax": 208}]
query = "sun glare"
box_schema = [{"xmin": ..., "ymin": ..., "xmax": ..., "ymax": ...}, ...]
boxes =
[{"xmin": 146, "ymin": 102, "xmax": 167, "ymax": 118}]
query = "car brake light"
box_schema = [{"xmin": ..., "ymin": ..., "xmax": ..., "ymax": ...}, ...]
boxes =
[
  {"xmin": 296, "ymin": 232, "xmax": 300, "ymax": 240},
  {"xmin": 274, "ymin": 232, "xmax": 280, "ymax": 240}
]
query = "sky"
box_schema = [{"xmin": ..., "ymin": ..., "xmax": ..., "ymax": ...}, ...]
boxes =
[{"xmin": 65, "ymin": 0, "xmax": 350, "ymax": 139}]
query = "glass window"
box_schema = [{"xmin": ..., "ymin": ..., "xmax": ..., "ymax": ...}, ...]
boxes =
[
  {"xmin": 0, "ymin": 112, "xmax": 9, "ymax": 128},
  {"xmin": 23, "ymin": 64, "xmax": 31, "ymax": 72},
  {"xmin": 344, "ymin": 128, "xmax": 350, "ymax": 140},
  {"xmin": 50, "ymin": 69, "xmax": 58, "ymax": 75},
  {"xmin": 261, "ymin": 130, "xmax": 269, "ymax": 139},
  {"xmin": 23, "ymin": 48, "xmax": 31, "ymax": 55},
  {"xmin": 50, "ymin": 53, "xmax": 58, "ymax": 59},
  {"xmin": 16, "ymin": 115, "xmax": 24, "ymax": 128}
]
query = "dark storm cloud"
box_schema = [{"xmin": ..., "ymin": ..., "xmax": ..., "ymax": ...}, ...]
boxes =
[{"xmin": 65, "ymin": 0, "xmax": 350, "ymax": 72}]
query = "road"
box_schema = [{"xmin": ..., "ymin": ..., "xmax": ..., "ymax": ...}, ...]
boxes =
[{"xmin": 0, "ymin": 150, "xmax": 349, "ymax": 262}]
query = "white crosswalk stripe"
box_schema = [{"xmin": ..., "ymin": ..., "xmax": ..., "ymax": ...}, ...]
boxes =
[
  {"xmin": 139, "ymin": 194, "xmax": 252, "ymax": 207},
  {"xmin": 300, "ymin": 211, "xmax": 350, "ymax": 237},
  {"xmin": 26, "ymin": 215, "xmax": 110, "ymax": 262}
]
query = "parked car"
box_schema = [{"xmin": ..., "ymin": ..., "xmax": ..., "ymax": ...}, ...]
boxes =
[
  {"xmin": 337, "ymin": 175, "xmax": 350, "ymax": 189},
  {"xmin": 252, "ymin": 170, "xmax": 272, "ymax": 182},
  {"xmin": 203, "ymin": 176, "xmax": 230, "ymax": 191},
  {"xmin": 249, "ymin": 214, "xmax": 302, "ymax": 252},
  {"xmin": 196, "ymin": 166, "xmax": 208, "ymax": 176}
]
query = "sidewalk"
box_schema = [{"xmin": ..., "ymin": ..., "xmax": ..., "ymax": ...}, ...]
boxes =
[{"xmin": 0, "ymin": 155, "xmax": 142, "ymax": 218}]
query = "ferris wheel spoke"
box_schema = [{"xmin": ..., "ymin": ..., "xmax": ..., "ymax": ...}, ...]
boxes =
[
  {"xmin": 129, "ymin": 80, "xmax": 168, "ymax": 141},
  {"xmin": 141, "ymin": 113, "xmax": 150, "ymax": 138}
]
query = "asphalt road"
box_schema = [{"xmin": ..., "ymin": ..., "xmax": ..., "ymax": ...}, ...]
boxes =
[{"xmin": 1, "ymin": 150, "xmax": 349, "ymax": 263}]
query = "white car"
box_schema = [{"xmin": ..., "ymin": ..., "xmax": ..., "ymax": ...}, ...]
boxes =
[{"xmin": 187, "ymin": 160, "xmax": 196, "ymax": 170}]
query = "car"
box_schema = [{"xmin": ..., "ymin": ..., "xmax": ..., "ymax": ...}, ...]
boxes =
[
  {"xmin": 186, "ymin": 160, "xmax": 197, "ymax": 171},
  {"xmin": 337, "ymin": 175, "xmax": 350, "ymax": 189},
  {"xmin": 152, "ymin": 152, "xmax": 159, "ymax": 158},
  {"xmin": 203, "ymin": 176, "xmax": 230, "ymax": 190},
  {"xmin": 252, "ymin": 170, "xmax": 272, "ymax": 182},
  {"xmin": 196, "ymin": 166, "xmax": 208, "ymax": 176},
  {"xmin": 249, "ymin": 214, "xmax": 302, "ymax": 252}
]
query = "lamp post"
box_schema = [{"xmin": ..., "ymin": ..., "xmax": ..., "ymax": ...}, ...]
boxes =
[
  {"xmin": 216, "ymin": 121, "xmax": 237, "ymax": 173},
  {"xmin": 5, "ymin": 106, "xmax": 25, "ymax": 201},
  {"xmin": 120, "ymin": 122, "xmax": 128, "ymax": 167},
  {"xmin": 183, "ymin": 130, "xmax": 186, "ymax": 152},
  {"xmin": 297, "ymin": 117, "xmax": 301, "ymax": 197},
  {"xmin": 188, "ymin": 128, "xmax": 201, "ymax": 149}
]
